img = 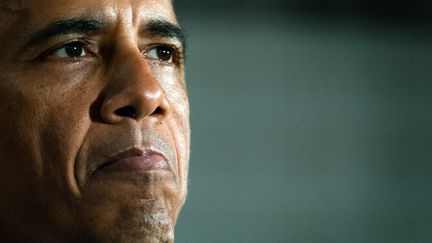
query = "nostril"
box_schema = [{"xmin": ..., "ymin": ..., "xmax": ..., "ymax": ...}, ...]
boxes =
[
  {"xmin": 153, "ymin": 107, "xmax": 163, "ymax": 115},
  {"xmin": 114, "ymin": 105, "xmax": 137, "ymax": 118}
]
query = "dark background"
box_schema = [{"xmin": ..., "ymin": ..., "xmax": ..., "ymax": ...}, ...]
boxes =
[{"xmin": 173, "ymin": 1, "xmax": 432, "ymax": 242}]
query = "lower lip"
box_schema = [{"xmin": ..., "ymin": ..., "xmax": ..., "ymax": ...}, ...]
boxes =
[{"xmin": 100, "ymin": 155, "xmax": 169, "ymax": 172}]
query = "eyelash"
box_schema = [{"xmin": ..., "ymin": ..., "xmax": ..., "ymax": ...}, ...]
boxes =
[
  {"xmin": 143, "ymin": 44, "xmax": 183, "ymax": 65},
  {"xmin": 39, "ymin": 40, "xmax": 184, "ymax": 66},
  {"xmin": 36, "ymin": 40, "xmax": 92, "ymax": 62}
]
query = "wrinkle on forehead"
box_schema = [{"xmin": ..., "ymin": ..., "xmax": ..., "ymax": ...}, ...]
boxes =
[
  {"xmin": 1, "ymin": 0, "xmax": 25, "ymax": 11},
  {"xmin": 0, "ymin": 0, "xmax": 26, "ymax": 26},
  {"xmin": 0, "ymin": 0, "xmax": 28, "ymax": 58}
]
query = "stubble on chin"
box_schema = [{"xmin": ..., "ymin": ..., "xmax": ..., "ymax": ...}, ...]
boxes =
[
  {"xmin": 118, "ymin": 209, "xmax": 174, "ymax": 243},
  {"xmin": 86, "ymin": 199, "xmax": 175, "ymax": 243}
]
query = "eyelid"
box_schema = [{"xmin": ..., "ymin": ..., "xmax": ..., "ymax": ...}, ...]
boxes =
[
  {"xmin": 142, "ymin": 43, "xmax": 184, "ymax": 65},
  {"xmin": 37, "ymin": 39, "xmax": 95, "ymax": 61}
]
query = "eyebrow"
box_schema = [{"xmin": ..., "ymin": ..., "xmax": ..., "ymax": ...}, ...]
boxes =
[
  {"xmin": 144, "ymin": 20, "xmax": 187, "ymax": 52},
  {"xmin": 24, "ymin": 18, "xmax": 106, "ymax": 49},
  {"xmin": 24, "ymin": 18, "xmax": 187, "ymax": 51}
]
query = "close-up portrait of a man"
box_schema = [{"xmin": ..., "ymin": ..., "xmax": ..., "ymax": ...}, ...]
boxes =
[{"xmin": 0, "ymin": 0, "xmax": 189, "ymax": 242}]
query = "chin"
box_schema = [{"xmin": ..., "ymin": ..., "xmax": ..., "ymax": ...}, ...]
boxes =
[
  {"xmin": 72, "ymin": 173, "xmax": 182, "ymax": 243},
  {"xmin": 99, "ymin": 209, "xmax": 175, "ymax": 243},
  {"xmin": 69, "ymin": 198, "xmax": 177, "ymax": 243}
]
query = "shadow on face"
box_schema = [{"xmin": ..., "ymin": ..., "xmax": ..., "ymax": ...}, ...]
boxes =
[{"xmin": 0, "ymin": 0, "xmax": 190, "ymax": 242}]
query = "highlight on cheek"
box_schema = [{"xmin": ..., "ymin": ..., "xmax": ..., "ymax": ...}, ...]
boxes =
[{"xmin": 145, "ymin": 61, "xmax": 185, "ymax": 88}]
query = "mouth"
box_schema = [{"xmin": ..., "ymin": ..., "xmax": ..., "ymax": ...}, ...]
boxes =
[{"xmin": 95, "ymin": 147, "xmax": 170, "ymax": 174}]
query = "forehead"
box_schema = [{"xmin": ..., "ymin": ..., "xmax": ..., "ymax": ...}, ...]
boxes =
[
  {"xmin": 0, "ymin": 0, "xmax": 25, "ymax": 11},
  {"xmin": 0, "ymin": 0, "xmax": 176, "ymax": 27}
]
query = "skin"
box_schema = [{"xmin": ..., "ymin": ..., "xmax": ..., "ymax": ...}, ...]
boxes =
[{"xmin": 0, "ymin": 0, "xmax": 189, "ymax": 242}]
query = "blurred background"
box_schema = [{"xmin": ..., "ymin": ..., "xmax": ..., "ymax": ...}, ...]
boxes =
[{"xmin": 173, "ymin": 1, "xmax": 432, "ymax": 242}]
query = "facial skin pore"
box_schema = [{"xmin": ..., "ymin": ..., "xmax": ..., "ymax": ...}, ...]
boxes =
[{"xmin": 0, "ymin": 0, "xmax": 189, "ymax": 242}]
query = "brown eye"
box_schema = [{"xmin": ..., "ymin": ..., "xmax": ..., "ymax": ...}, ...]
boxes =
[
  {"xmin": 51, "ymin": 41, "xmax": 87, "ymax": 58},
  {"xmin": 146, "ymin": 46, "xmax": 175, "ymax": 63}
]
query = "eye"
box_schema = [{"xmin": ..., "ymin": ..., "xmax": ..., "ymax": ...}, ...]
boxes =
[
  {"xmin": 50, "ymin": 41, "xmax": 87, "ymax": 58},
  {"xmin": 145, "ymin": 45, "xmax": 176, "ymax": 63}
]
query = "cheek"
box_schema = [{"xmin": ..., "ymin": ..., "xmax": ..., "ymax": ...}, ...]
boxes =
[
  {"xmin": 39, "ymin": 100, "xmax": 93, "ymax": 196},
  {"xmin": 150, "ymin": 64, "xmax": 190, "ymax": 208},
  {"xmin": 0, "ymin": 70, "xmax": 96, "ymax": 197},
  {"xmin": 0, "ymin": 82, "xmax": 47, "ymax": 207},
  {"xmin": 150, "ymin": 64, "xmax": 190, "ymax": 150},
  {"xmin": 166, "ymin": 83, "xmax": 190, "ymax": 204},
  {"xmin": 0, "ymin": 73, "xmax": 95, "ymax": 231}
]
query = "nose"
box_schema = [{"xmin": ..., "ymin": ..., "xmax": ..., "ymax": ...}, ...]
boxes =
[{"xmin": 99, "ymin": 48, "xmax": 170, "ymax": 124}]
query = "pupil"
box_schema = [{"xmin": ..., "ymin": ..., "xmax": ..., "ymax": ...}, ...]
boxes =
[
  {"xmin": 156, "ymin": 47, "xmax": 172, "ymax": 61},
  {"xmin": 65, "ymin": 43, "xmax": 83, "ymax": 57}
]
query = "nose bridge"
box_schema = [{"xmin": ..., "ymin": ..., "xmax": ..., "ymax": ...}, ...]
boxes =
[
  {"xmin": 100, "ymin": 41, "xmax": 168, "ymax": 123},
  {"xmin": 115, "ymin": 46, "xmax": 157, "ymax": 95}
]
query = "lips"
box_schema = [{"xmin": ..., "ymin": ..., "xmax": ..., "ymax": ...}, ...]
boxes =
[{"xmin": 96, "ymin": 147, "xmax": 169, "ymax": 173}]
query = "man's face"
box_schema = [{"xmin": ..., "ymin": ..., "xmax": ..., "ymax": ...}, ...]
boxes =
[{"xmin": 0, "ymin": 0, "xmax": 189, "ymax": 242}]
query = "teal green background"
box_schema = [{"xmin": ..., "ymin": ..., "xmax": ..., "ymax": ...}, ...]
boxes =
[{"xmin": 174, "ymin": 1, "xmax": 432, "ymax": 242}]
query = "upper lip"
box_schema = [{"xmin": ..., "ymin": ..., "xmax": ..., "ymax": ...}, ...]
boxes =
[{"xmin": 95, "ymin": 146, "xmax": 169, "ymax": 173}]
